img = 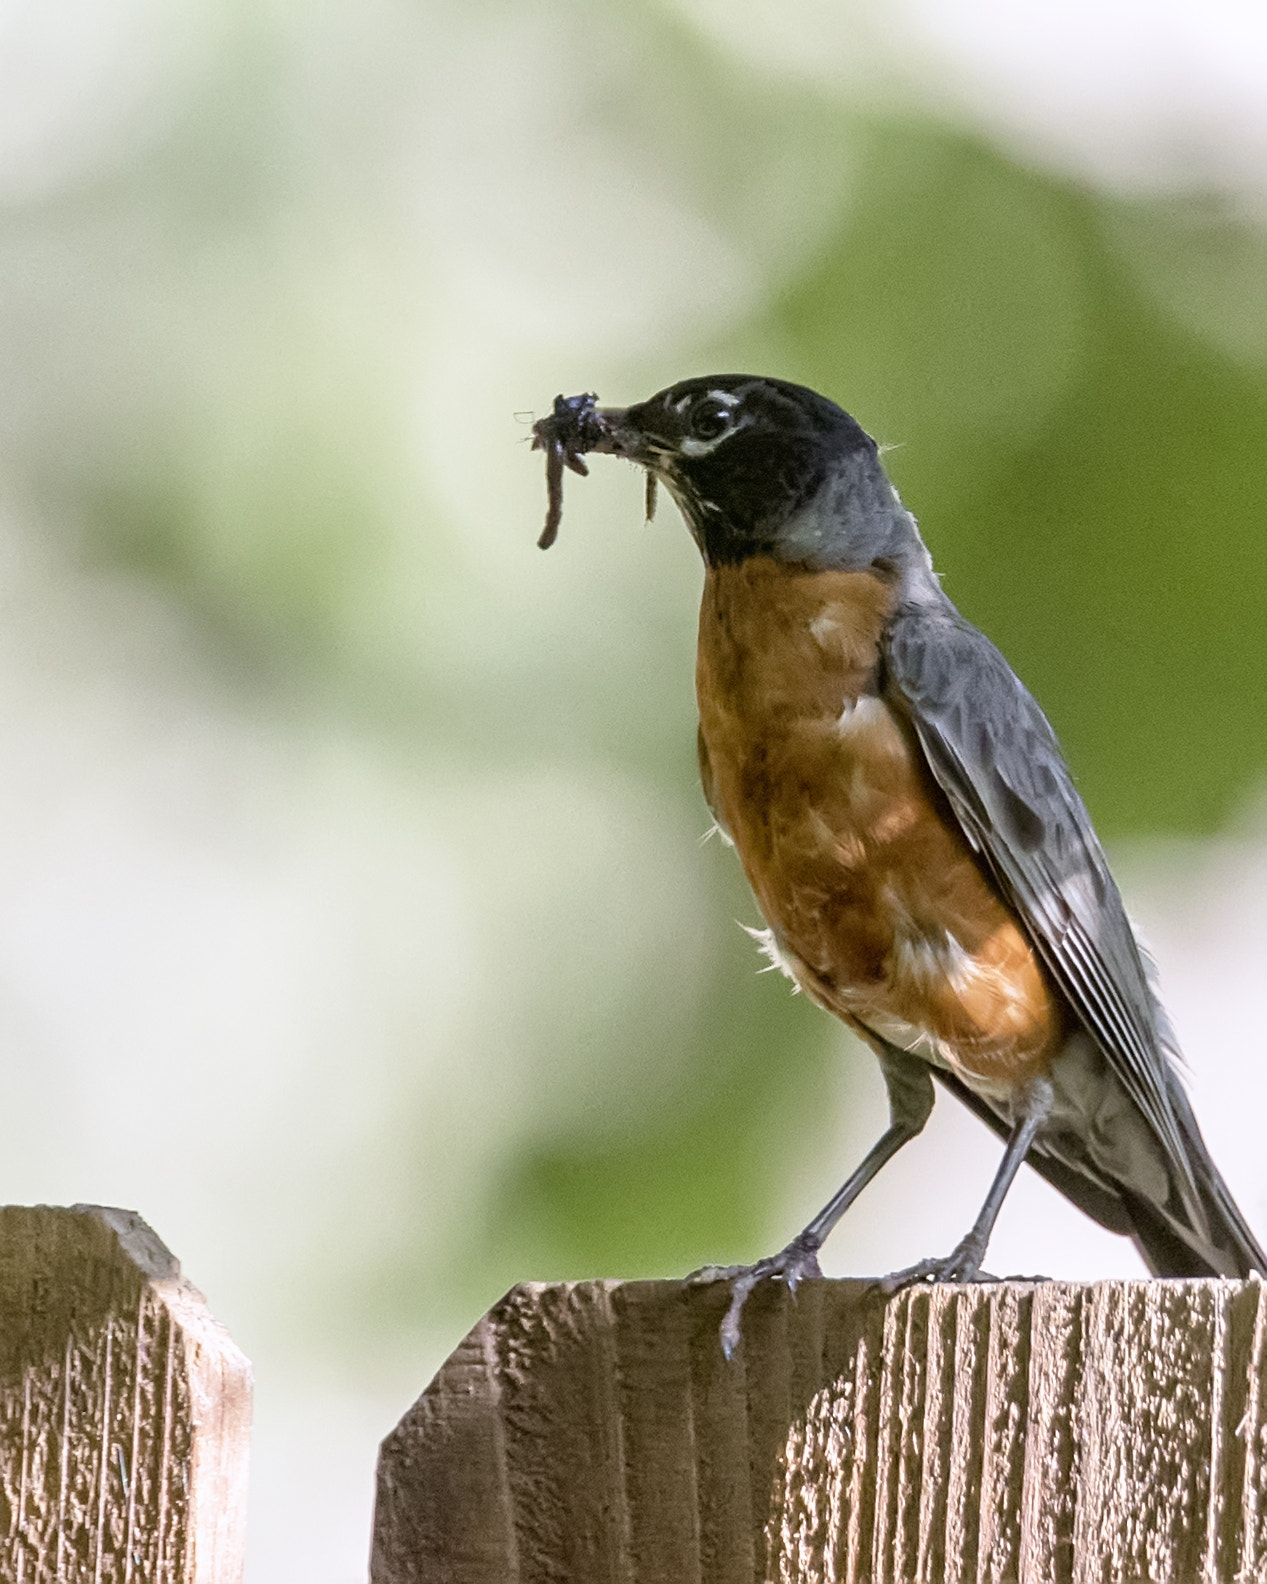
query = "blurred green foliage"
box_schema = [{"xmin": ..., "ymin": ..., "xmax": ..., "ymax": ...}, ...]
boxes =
[
  {"xmin": 483, "ymin": 905, "xmax": 832, "ymax": 1283},
  {"xmin": 759, "ymin": 123, "xmax": 1267, "ymax": 834}
]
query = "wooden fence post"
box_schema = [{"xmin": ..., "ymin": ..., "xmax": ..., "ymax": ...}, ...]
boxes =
[
  {"xmin": 371, "ymin": 1274, "xmax": 1267, "ymax": 1584},
  {"xmin": 0, "ymin": 1203, "xmax": 252, "ymax": 1583}
]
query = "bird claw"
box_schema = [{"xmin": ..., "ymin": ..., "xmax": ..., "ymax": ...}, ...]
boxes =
[
  {"xmin": 878, "ymin": 1234, "xmax": 995, "ymax": 1294},
  {"xmin": 688, "ymin": 1234, "xmax": 824, "ymax": 1360},
  {"xmin": 684, "ymin": 1262, "xmax": 745, "ymax": 1284}
]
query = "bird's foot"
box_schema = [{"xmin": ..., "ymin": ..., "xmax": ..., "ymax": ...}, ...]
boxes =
[
  {"xmin": 878, "ymin": 1232, "xmax": 995, "ymax": 1294},
  {"xmin": 687, "ymin": 1232, "xmax": 823, "ymax": 1360}
]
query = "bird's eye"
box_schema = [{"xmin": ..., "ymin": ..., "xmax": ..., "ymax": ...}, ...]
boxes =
[{"xmin": 689, "ymin": 398, "xmax": 731, "ymax": 442}]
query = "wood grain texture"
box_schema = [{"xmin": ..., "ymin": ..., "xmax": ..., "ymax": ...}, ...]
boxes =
[
  {"xmin": 372, "ymin": 1276, "xmax": 1267, "ymax": 1584},
  {"xmin": 0, "ymin": 1204, "xmax": 251, "ymax": 1583}
]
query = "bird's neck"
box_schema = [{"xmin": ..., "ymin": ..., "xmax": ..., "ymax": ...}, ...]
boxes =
[{"xmin": 684, "ymin": 457, "xmax": 944, "ymax": 611}]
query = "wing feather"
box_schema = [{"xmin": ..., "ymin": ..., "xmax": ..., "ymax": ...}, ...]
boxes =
[{"xmin": 883, "ymin": 601, "xmax": 1195, "ymax": 1194}]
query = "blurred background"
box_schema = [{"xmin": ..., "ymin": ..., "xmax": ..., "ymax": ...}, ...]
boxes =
[{"xmin": 1, "ymin": 0, "xmax": 1266, "ymax": 1576}]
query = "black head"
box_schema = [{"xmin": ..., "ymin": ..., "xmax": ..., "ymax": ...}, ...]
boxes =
[{"xmin": 592, "ymin": 375, "xmax": 910, "ymax": 571}]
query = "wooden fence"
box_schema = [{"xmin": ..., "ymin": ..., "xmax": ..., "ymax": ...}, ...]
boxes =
[
  {"xmin": 5, "ymin": 1205, "xmax": 1267, "ymax": 1581},
  {"xmin": 0, "ymin": 1204, "xmax": 250, "ymax": 1582}
]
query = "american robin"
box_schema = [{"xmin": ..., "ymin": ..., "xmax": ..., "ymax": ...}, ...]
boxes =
[{"xmin": 532, "ymin": 376, "xmax": 1266, "ymax": 1355}]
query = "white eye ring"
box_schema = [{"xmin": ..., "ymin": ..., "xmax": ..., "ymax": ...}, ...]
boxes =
[
  {"xmin": 680, "ymin": 432, "xmax": 728, "ymax": 457},
  {"xmin": 679, "ymin": 391, "xmax": 741, "ymax": 455}
]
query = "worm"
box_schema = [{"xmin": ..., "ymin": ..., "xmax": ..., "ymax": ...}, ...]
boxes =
[{"xmin": 531, "ymin": 392, "xmax": 607, "ymax": 549}]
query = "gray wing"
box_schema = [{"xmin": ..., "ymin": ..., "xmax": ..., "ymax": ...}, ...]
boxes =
[{"xmin": 882, "ymin": 599, "xmax": 1195, "ymax": 1193}]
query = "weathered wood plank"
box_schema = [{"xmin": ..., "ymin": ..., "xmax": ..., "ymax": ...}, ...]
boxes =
[
  {"xmin": 372, "ymin": 1276, "xmax": 1267, "ymax": 1584},
  {"xmin": 0, "ymin": 1204, "xmax": 251, "ymax": 1583}
]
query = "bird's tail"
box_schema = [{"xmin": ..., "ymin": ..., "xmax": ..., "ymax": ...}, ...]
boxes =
[{"xmin": 1118, "ymin": 1089, "xmax": 1266, "ymax": 1279}]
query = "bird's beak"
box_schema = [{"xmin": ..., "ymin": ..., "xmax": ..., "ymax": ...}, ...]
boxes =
[{"xmin": 585, "ymin": 407, "xmax": 650, "ymax": 464}]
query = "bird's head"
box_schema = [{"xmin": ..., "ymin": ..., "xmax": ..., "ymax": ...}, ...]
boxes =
[{"xmin": 586, "ymin": 375, "xmax": 915, "ymax": 573}]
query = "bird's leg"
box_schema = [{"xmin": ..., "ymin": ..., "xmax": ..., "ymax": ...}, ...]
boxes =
[
  {"xmin": 881, "ymin": 1074, "xmax": 1055, "ymax": 1292},
  {"xmin": 703, "ymin": 1048, "xmax": 935, "ymax": 1358}
]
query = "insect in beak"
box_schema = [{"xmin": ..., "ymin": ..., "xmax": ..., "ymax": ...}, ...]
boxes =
[
  {"xmin": 531, "ymin": 392, "xmax": 646, "ymax": 547},
  {"xmin": 531, "ymin": 392, "xmax": 604, "ymax": 549}
]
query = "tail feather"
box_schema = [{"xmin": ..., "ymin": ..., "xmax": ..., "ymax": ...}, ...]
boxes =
[
  {"xmin": 1120, "ymin": 1095, "xmax": 1267, "ymax": 1279},
  {"xmin": 1119, "ymin": 1188, "xmax": 1234, "ymax": 1278}
]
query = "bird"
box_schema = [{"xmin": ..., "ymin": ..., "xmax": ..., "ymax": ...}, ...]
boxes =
[{"xmin": 532, "ymin": 374, "xmax": 1266, "ymax": 1355}]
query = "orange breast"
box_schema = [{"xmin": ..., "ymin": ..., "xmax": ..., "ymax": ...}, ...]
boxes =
[{"xmin": 696, "ymin": 557, "xmax": 1064, "ymax": 1098}]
